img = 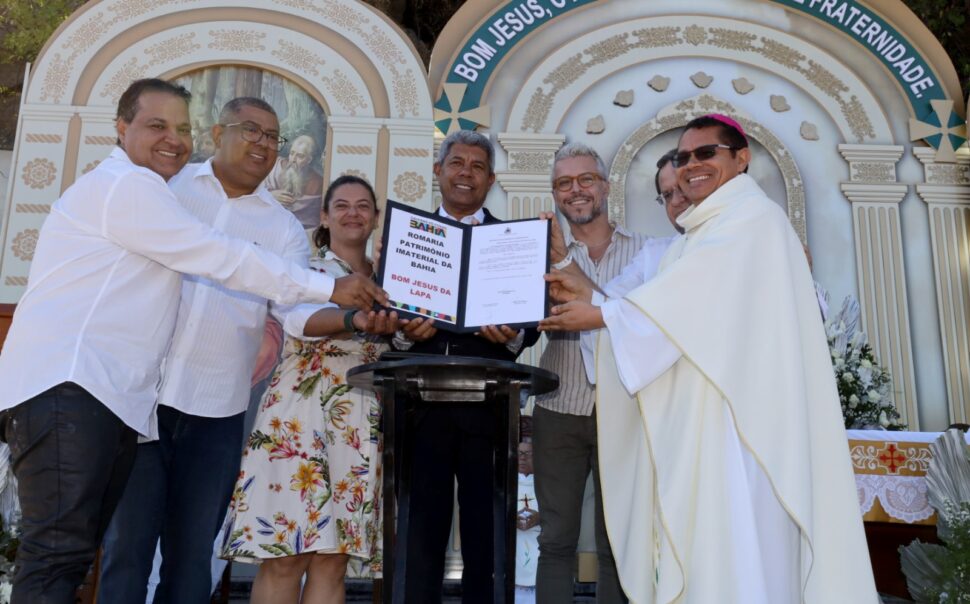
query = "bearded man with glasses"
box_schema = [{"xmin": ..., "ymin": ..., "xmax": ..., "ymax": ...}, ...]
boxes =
[
  {"xmin": 532, "ymin": 142, "xmax": 654, "ymax": 603},
  {"xmin": 541, "ymin": 114, "xmax": 878, "ymax": 603}
]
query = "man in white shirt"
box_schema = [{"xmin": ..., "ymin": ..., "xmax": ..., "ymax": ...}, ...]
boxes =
[
  {"xmin": 0, "ymin": 79, "xmax": 385, "ymax": 602},
  {"xmin": 95, "ymin": 96, "xmax": 312, "ymax": 603},
  {"xmin": 541, "ymin": 115, "xmax": 878, "ymax": 603}
]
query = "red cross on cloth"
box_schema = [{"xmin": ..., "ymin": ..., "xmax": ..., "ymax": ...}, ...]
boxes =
[{"xmin": 877, "ymin": 443, "xmax": 907, "ymax": 474}]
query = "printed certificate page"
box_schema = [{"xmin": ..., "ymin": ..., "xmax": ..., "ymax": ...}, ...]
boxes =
[
  {"xmin": 381, "ymin": 204, "xmax": 463, "ymax": 327},
  {"xmin": 463, "ymin": 219, "xmax": 548, "ymax": 329}
]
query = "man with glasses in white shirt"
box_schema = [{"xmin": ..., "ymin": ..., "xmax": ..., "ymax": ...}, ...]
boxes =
[
  {"xmin": 0, "ymin": 79, "xmax": 385, "ymax": 602},
  {"xmin": 97, "ymin": 96, "xmax": 330, "ymax": 603}
]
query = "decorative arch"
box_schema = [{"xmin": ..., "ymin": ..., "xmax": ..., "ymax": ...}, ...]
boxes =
[
  {"xmin": 607, "ymin": 94, "xmax": 807, "ymax": 242},
  {"xmin": 430, "ymin": 0, "xmax": 964, "ymax": 131},
  {"xmin": 29, "ymin": 0, "xmax": 428, "ymax": 118},
  {"xmin": 0, "ymin": 0, "xmax": 436, "ymax": 303},
  {"xmin": 466, "ymin": 2, "xmax": 942, "ymax": 425},
  {"xmin": 506, "ymin": 15, "xmax": 891, "ymax": 145}
]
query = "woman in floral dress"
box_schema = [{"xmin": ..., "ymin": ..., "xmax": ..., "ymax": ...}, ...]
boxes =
[{"xmin": 222, "ymin": 175, "xmax": 395, "ymax": 602}]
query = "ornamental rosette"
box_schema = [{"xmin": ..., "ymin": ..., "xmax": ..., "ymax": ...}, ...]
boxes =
[
  {"xmin": 21, "ymin": 158, "xmax": 57, "ymax": 189},
  {"xmin": 392, "ymin": 172, "xmax": 426, "ymax": 203},
  {"xmin": 11, "ymin": 229, "xmax": 38, "ymax": 261}
]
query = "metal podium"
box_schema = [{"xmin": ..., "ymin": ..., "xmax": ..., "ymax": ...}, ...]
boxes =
[{"xmin": 347, "ymin": 353, "xmax": 558, "ymax": 603}]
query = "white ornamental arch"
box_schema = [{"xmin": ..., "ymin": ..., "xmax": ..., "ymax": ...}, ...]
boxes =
[
  {"xmin": 505, "ymin": 15, "xmax": 891, "ymax": 144},
  {"xmin": 0, "ymin": 0, "xmax": 435, "ymax": 303},
  {"xmin": 607, "ymin": 94, "xmax": 807, "ymax": 241}
]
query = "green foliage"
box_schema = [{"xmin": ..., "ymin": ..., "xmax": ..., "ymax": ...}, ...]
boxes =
[
  {"xmin": 0, "ymin": 0, "xmax": 86, "ymax": 63},
  {"xmin": 903, "ymin": 0, "xmax": 970, "ymax": 100}
]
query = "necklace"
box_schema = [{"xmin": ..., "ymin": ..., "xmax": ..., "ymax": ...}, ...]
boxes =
[{"xmin": 582, "ymin": 229, "xmax": 614, "ymax": 249}]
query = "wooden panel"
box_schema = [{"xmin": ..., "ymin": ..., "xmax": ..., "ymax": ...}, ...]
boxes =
[
  {"xmin": 0, "ymin": 304, "xmax": 14, "ymax": 352},
  {"xmin": 865, "ymin": 521, "xmax": 938, "ymax": 598}
]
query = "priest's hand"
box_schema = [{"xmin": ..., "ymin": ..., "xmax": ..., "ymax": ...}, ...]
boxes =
[
  {"xmin": 545, "ymin": 270, "xmax": 593, "ymax": 303},
  {"xmin": 399, "ymin": 316, "xmax": 437, "ymax": 342},
  {"xmin": 539, "ymin": 301, "xmax": 605, "ymax": 332},
  {"xmin": 477, "ymin": 324, "xmax": 518, "ymax": 344},
  {"xmin": 539, "ymin": 211, "xmax": 568, "ymax": 264},
  {"xmin": 331, "ymin": 273, "xmax": 389, "ymax": 310},
  {"xmin": 353, "ymin": 309, "xmax": 401, "ymax": 335}
]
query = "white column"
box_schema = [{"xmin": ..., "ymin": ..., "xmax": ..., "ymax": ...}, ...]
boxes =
[
  {"xmin": 495, "ymin": 132, "xmax": 565, "ymax": 220},
  {"xmin": 0, "ymin": 106, "xmax": 75, "ymax": 302},
  {"xmin": 327, "ymin": 116, "xmax": 382, "ymax": 191},
  {"xmin": 914, "ymin": 146, "xmax": 970, "ymax": 425},
  {"xmin": 383, "ymin": 118, "xmax": 435, "ymax": 212},
  {"xmin": 839, "ymin": 144, "xmax": 919, "ymax": 428}
]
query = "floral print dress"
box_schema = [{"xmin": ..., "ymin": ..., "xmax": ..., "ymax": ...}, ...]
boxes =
[{"xmin": 221, "ymin": 247, "xmax": 385, "ymax": 576}]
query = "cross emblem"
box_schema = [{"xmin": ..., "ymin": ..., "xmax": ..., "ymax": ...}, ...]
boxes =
[
  {"xmin": 434, "ymin": 83, "xmax": 491, "ymax": 136},
  {"xmin": 909, "ymin": 99, "xmax": 968, "ymax": 163},
  {"xmin": 519, "ymin": 494, "xmax": 533, "ymax": 509},
  {"xmin": 877, "ymin": 443, "xmax": 907, "ymax": 474}
]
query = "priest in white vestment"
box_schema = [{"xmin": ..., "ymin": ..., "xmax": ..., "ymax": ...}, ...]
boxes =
[{"xmin": 541, "ymin": 115, "xmax": 878, "ymax": 604}]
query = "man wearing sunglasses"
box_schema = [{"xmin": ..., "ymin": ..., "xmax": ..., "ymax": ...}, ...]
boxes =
[
  {"xmin": 97, "ymin": 97, "xmax": 334, "ymax": 603},
  {"xmin": 542, "ymin": 114, "xmax": 878, "ymax": 603}
]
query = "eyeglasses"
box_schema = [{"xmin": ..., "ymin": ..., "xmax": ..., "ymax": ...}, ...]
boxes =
[
  {"xmin": 221, "ymin": 121, "xmax": 287, "ymax": 149},
  {"xmin": 553, "ymin": 172, "xmax": 604, "ymax": 192},
  {"xmin": 655, "ymin": 189, "xmax": 684, "ymax": 205},
  {"xmin": 671, "ymin": 144, "xmax": 736, "ymax": 168}
]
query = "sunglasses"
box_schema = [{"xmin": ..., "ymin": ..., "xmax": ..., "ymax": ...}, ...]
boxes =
[{"xmin": 671, "ymin": 144, "xmax": 736, "ymax": 168}]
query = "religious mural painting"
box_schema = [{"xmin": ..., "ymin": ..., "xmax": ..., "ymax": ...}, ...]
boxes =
[{"xmin": 174, "ymin": 66, "xmax": 329, "ymax": 228}]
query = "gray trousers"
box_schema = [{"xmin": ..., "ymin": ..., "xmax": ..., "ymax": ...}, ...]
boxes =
[{"xmin": 532, "ymin": 405, "xmax": 627, "ymax": 604}]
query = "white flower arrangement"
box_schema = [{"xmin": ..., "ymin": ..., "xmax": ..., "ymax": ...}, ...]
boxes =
[{"xmin": 823, "ymin": 295, "xmax": 905, "ymax": 430}]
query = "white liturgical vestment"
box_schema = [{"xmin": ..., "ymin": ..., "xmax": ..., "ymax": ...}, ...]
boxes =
[{"xmin": 595, "ymin": 174, "xmax": 878, "ymax": 603}]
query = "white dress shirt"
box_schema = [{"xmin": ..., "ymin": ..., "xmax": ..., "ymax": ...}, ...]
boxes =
[
  {"xmin": 157, "ymin": 161, "xmax": 316, "ymax": 418},
  {"xmin": 579, "ymin": 236, "xmax": 677, "ymax": 383},
  {"xmin": 0, "ymin": 149, "xmax": 335, "ymax": 437}
]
